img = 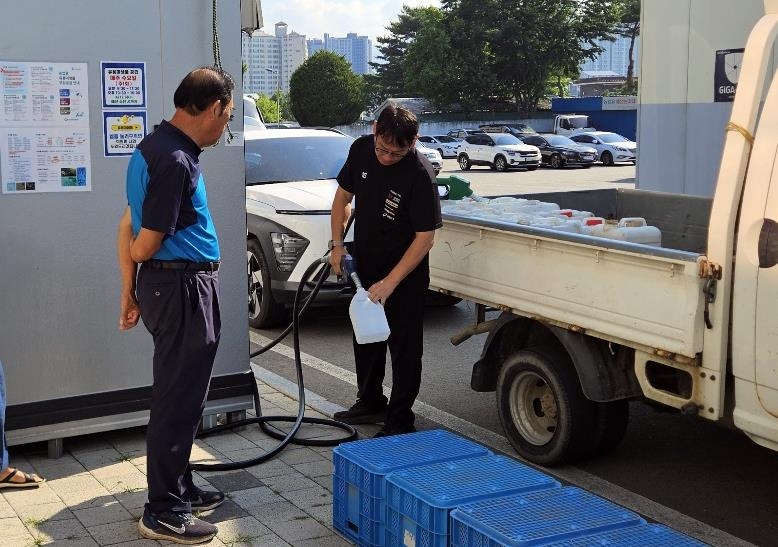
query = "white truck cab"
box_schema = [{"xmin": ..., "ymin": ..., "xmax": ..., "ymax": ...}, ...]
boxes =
[{"xmin": 553, "ymin": 114, "xmax": 596, "ymax": 136}]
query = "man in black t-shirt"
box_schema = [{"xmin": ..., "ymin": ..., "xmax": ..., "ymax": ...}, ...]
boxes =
[{"xmin": 329, "ymin": 103, "xmax": 442, "ymax": 437}]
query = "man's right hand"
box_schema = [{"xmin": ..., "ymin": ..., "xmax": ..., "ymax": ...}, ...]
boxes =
[
  {"xmin": 329, "ymin": 245, "xmax": 347, "ymax": 275},
  {"xmin": 119, "ymin": 291, "xmax": 140, "ymax": 330}
]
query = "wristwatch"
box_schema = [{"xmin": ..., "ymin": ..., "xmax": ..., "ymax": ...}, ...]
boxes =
[{"xmin": 328, "ymin": 240, "xmax": 345, "ymax": 250}]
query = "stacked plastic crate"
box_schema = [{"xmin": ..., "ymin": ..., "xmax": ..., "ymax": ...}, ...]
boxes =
[
  {"xmin": 333, "ymin": 429, "xmax": 708, "ymax": 547},
  {"xmin": 332, "ymin": 429, "xmax": 489, "ymax": 546}
]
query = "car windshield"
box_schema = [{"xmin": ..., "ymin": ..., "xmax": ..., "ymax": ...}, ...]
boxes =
[
  {"xmin": 433, "ymin": 135, "xmax": 457, "ymax": 143},
  {"xmin": 547, "ymin": 135, "xmax": 577, "ymax": 146},
  {"xmin": 597, "ymin": 133, "xmax": 631, "ymax": 143},
  {"xmin": 492, "ymin": 134, "xmax": 523, "ymax": 145},
  {"xmin": 245, "ymin": 135, "xmax": 352, "ymax": 184}
]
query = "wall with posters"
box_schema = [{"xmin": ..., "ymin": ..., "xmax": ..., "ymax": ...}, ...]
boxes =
[{"xmin": 0, "ymin": 1, "xmax": 250, "ymax": 442}]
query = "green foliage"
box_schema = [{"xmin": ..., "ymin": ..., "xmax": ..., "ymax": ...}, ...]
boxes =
[
  {"xmin": 375, "ymin": 0, "xmax": 624, "ymax": 116},
  {"xmin": 614, "ymin": 0, "xmax": 641, "ymax": 85},
  {"xmin": 289, "ymin": 51, "xmax": 365, "ymax": 126}
]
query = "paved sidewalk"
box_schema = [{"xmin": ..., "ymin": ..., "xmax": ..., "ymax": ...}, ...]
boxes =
[{"xmin": 0, "ymin": 379, "xmax": 370, "ymax": 546}]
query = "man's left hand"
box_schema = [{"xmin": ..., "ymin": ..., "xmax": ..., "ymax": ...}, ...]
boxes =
[{"xmin": 367, "ymin": 278, "xmax": 397, "ymax": 305}]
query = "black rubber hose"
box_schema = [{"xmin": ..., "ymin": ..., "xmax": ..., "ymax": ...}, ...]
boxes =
[{"xmin": 191, "ymin": 257, "xmax": 357, "ymax": 471}]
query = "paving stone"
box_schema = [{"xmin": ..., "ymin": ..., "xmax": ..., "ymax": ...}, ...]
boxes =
[
  {"xmin": 245, "ymin": 501, "xmax": 307, "ymax": 523},
  {"xmin": 42, "ymin": 538, "xmax": 99, "ymax": 546},
  {"xmin": 28, "ymin": 516, "xmax": 90, "ymax": 542},
  {"xmin": 113, "ymin": 489, "xmax": 148, "ymax": 511},
  {"xmin": 73, "ymin": 499, "xmax": 134, "ymax": 527},
  {"xmin": 292, "ymin": 459, "xmax": 333, "ymax": 478},
  {"xmin": 66, "ymin": 434, "xmax": 115, "ymax": 455},
  {"xmin": 2, "ymin": 484, "xmax": 63, "ymax": 509},
  {"xmin": 101, "ymin": 473, "xmax": 148, "ymax": 495},
  {"xmin": 281, "ymin": 486, "xmax": 330, "ymax": 512},
  {"xmin": 227, "ymin": 486, "xmax": 284, "ymax": 511},
  {"xmin": 203, "ymin": 470, "xmax": 263, "ymax": 493},
  {"xmin": 88, "ymin": 518, "xmax": 141, "ymax": 545},
  {"xmin": 72, "ymin": 448, "xmax": 124, "ymax": 468},
  {"xmin": 312, "ymin": 475, "xmax": 333, "ymax": 492},
  {"xmin": 0, "ymin": 516, "xmax": 36, "ymax": 543},
  {"xmin": 48, "ymin": 473, "xmax": 108, "ymax": 496},
  {"xmin": 15, "ymin": 500, "xmax": 73, "ymax": 522},
  {"xmin": 296, "ymin": 534, "xmax": 353, "ymax": 547},
  {"xmin": 202, "ymin": 432, "xmax": 257, "ymax": 453},
  {"xmin": 221, "ymin": 447, "xmax": 274, "ymax": 464},
  {"xmin": 56, "ymin": 488, "xmax": 116, "ymax": 510},
  {"xmin": 244, "ymin": 459, "xmax": 293, "ymax": 480},
  {"xmin": 222, "ymin": 533, "xmax": 291, "ymax": 546},
  {"xmin": 277, "ymin": 447, "xmax": 325, "ymax": 466},
  {"xmin": 213, "ymin": 515, "xmax": 270, "ymax": 543},
  {"xmin": 264, "ymin": 515, "xmax": 331, "ymax": 544},
  {"xmin": 197, "ymin": 499, "xmax": 249, "ymax": 524},
  {"xmin": 261, "ymin": 472, "xmax": 319, "ymax": 494},
  {"xmin": 89, "ymin": 461, "xmax": 140, "ymax": 481},
  {"xmin": 305, "ymin": 502, "xmax": 333, "ymax": 526},
  {"xmin": 107, "ymin": 540, "xmax": 158, "ymax": 547}
]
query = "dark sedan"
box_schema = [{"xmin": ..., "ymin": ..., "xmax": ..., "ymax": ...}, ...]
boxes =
[{"xmin": 521, "ymin": 134, "xmax": 598, "ymax": 168}]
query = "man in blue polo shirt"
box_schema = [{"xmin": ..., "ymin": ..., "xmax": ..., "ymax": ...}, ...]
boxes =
[{"xmin": 117, "ymin": 66, "xmax": 234, "ymax": 544}]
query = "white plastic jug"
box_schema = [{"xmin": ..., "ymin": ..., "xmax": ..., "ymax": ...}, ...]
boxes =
[{"xmin": 349, "ymin": 288, "xmax": 391, "ymax": 344}]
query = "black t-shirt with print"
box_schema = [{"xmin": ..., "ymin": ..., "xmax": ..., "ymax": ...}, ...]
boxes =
[{"xmin": 337, "ymin": 135, "xmax": 442, "ymax": 287}]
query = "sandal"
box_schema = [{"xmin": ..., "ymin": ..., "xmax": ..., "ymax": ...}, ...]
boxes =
[{"xmin": 0, "ymin": 467, "xmax": 45, "ymax": 489}]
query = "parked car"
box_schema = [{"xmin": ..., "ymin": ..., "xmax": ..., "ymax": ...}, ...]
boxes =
[
  {"xmin": 569, "ymin": 131, "xmax": 637, "ymax": 165},
  {"xmin": 417, "ymin": 135, "xmax": 460, "ymax": 158},
  {"xmin": 479, "ymin": 123, "xmax": 537, "ymax": 137},
  {"xmin": 245, "ymin": 128, "xmax": 354, "ymax": 327},
  {"xmin": 521, "ymin": 134, "xmax": 598, "ymax": 169},
  {"xmin": 446, "ymin": 128, "xmax": 485, "ymax": 141},
  {"xmin": 456, "ymin": 132, "xmax": 541, "ymax": 172},
  {"xmin": 416, "ymin": 145, "xmax": 444, "ymax": 174}
]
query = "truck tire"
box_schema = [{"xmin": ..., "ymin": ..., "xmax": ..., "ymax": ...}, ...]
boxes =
[
  {"xmin": 590, "ymin": 400, "xmax": 629, "ymax": 456},
  {"xmin": 496, "ymin": 346, "xmax": 598, "ymax": 466},
  {"xmin": 247, "ymin": 239, "xmax": 286, "ymax": 328},
  {"xmin": 458, "ymin": 154, "xmax": 471, "ymax": 171},
  {"xmin": 494, "ymin": 155, "xmax": 509, "ymax": 172}
]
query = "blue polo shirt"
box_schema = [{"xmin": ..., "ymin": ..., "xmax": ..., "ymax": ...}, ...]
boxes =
[{"xmin": 126, "ymin": 120, "xmax": 220, "ymax": 262}]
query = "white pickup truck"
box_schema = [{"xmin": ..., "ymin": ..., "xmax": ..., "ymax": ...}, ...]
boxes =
[{"xmin": 428, "ymin": 3, "xmax": 778, "ymax": 466}]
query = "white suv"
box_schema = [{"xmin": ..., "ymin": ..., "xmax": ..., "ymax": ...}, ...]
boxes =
[
  {"xmin": 457, "ymin": 133, "xmax": 541, "ymax": 171},
  {"xmin": 245, "ymin": 128, "xmax": 354, "ymax": 327}
]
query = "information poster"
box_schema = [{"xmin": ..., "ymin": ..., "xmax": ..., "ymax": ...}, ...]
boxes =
[
  {"xmin": 103, "ymin": 111, "xmax": 146, "ymax": 156},
  {"xmin": 0, "ymin": 61, "xmax": 91, "ymax": 193},
  {"xmin": 101, "ymin": 62, "xmax": 146, "ymax": 107},
  {"xmin": 715, "ymin": 48, "xmax": 743, "ymax": 103}
]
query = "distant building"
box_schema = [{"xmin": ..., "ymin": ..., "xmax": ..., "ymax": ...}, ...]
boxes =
[
  {"xmin": 242, "ymin": 21, "xmax": 307, "ymax": 95},
  {"xmin": 307, "ymin": 32, "xmax": 372, "ymax": 74},
  {"xmin": 579, "ymin": 36, "xmax": 640, "ymax": 77},
  {"xmin": 570, "ymin": 70, "xmax": 628, "ymax": 97}
]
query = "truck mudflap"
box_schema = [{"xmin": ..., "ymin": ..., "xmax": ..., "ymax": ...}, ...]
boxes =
[{"xmin": 471, "ymin": 312, "xmax": 641, "ymax": 402}]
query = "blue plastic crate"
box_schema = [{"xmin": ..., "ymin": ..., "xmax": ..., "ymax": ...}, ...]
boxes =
[
  {"xmin": 385, "ymin": 454, "xmax": 559, "ymax": 547},
  {"xmin": 449, "ymin": 487, "xmax": 644, "ymax": 547},
  {"xmin": 332, "ymin": 429, "xmax": 490, "ymax": 546},
  {"xmin": 544, "ymin": 523, "xmax": 709, "ymax": 546}
]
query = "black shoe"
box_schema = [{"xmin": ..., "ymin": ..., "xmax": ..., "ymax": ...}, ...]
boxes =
[
  {"xmin": 373, "ymin": 424, "xmax": 417, "ymax": 438},
  {"xmin": 138, "ymin": 507, "xmax": 218, "ymax": 544},
  {"xmin": 190, "ymin": 487, "xmax": 225, "ymax": 512},
  {"xmin": 334, "ymin": 400, "xmax": 387, "ymax": 425}
]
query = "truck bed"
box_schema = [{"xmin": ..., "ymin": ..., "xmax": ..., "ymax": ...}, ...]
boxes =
[{"xmin": 429, "ymin": 189, "xmax": 710, "ymax": 358}]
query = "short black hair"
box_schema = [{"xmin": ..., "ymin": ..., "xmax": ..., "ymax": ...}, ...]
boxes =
[
  {"xmin": 375, "ymin": 102, "xmax": 418, "ymax": 148},
  {"xmin": 173, "ymin": 66, "xmax": 235, "ymax": 116}
]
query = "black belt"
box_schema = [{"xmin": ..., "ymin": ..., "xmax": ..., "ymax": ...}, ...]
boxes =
[{"xmin": 145, "ymin": 259, "xmax": 220, "ymax": 272}]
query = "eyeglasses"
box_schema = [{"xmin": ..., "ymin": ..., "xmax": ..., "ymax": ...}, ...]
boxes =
[
  {"xmin": 375, "ymin": 144, "xmax": 410, "ymax": 159},
  {"xmin": 228, "ymin": 112, "xmax": 235, "ymax": 122}
]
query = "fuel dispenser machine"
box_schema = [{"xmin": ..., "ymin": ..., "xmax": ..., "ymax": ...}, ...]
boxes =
[{"xmin": 0, "ymin": 0, "xmax": 254, "ymax": 455}]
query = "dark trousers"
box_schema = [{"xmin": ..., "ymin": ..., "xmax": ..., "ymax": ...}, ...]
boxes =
[
  {"xmin": 353, "ymin": 279, "xmax": 427, "ymax": 428},
  {"xmin": 136, "ymin": 265, "xmax": 221, "ymax": 514}
]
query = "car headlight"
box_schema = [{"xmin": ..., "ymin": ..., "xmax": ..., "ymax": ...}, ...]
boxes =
[
  {"xmin": 614, "ymin": 146, "xmax": 628, "ymax": 152},
  {"xmin": 270, "ymin": 233, "xmax": 309, "ymax": 272}
]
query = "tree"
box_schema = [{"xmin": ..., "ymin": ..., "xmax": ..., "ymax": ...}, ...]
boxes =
[
  {"xmin": 253, "ymin": 94, "xmax": 278, "ymax": 122},
  {"xmin": 289, "ymin": 51, "xmax": 365, "ymax": 126},
  {"xmin": 443, "ymin": 0, "xmax": 621, "ymax": 116},
  {"xmin": 372, "ymin": 6, "xmax": 444, "ymax": 100},
  {"xmin": 614, "ymin": 0, "xmax": 640, "ymax": 88}
]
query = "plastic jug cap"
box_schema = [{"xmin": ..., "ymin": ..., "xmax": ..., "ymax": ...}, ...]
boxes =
[{"xmin": 585, "ymin": 218, "xmax": 604, "ymax": 226}]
